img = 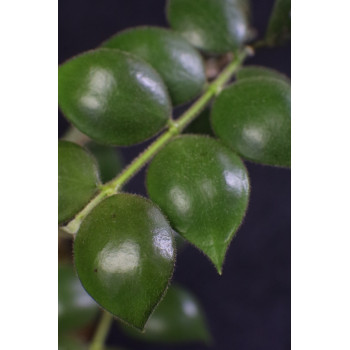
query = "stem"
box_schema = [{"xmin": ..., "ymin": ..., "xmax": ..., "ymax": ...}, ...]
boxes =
[
  {"xmin": 89, "ymin": 311, "xmax": 113, "ymax": 350},
  {"xmin": 62, "ymin": 48, "xmax": 249, "ymax": 235},
  {"xmin": 64, "ymin": 190, "xmax": 109, "ymax": 234}
]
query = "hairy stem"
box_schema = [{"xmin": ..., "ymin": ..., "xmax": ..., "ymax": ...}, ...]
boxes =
[
  {"xmin": 89, "ymin": 311, "xmax": 113, "ymax": 350},
  {"xmin": 62, "ymin": 48, "xmax": 249, "ymax": 235},
  {"xmin": 64, "ymin": 191, "xmax": 110, "ymax": 234}
]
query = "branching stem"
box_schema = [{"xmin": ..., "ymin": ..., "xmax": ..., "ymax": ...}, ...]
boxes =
[{"xmin": 62, "ymin": 48, "xmax": 250, "ymax": 235}]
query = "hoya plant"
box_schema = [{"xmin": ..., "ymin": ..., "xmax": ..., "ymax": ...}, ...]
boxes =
[{"xmin": 58, "ymin": 0, "xmax": 291, "ymax": 349}]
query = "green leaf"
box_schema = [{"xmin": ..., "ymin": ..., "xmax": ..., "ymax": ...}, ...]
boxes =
[
  {"xmin": 58, "ymin": 141, "xmax": 100, "ymax": 224},
  {"xmin": 146, "ymin": 135, "xmax": 250, "ymax": 274},
  {"xmin": 211, "ymin": 77, "xmax": 291, "ymax": 167},
  {"xmin": 58, "ymin": 48, "xmax": 171, "ymax": 146},
  {"xmin": 167, "ymin": 0, "xmax": 250, "ymax": 54},
  {"xmin": 265, "ymin": 0, "xmax": 291, "ymax": 46},
  {"xmin": 121, "ymin": 285, "xmax": 211, "ymax": 344},
  {"xmin": 184, "ymin": 106, "xmax": 214, "ymax": 136},
  {"xmin": 58, "ymin": 264, "xmax": 99, "ymax": 333},
  {"xmin": 236, "ymin": 65, "xmax": 290, "ymax": 83},
  {"xmin": 86, "ymin": 142, "xmax": 123, "ymax": 183},
  {"xmin": 74, "ymin": 194, "xmax": 175, "ymax": 330},
  {"xmin": 102, "ymin": 27, "xmax": 206, "ymax": 106}
]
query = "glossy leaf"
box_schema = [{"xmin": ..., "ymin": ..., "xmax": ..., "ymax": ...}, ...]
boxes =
[
  {"xmin": 58, "ymin": 141, "xmax": 100, "ymax": 224},
  {"xmin": 58, "ymin": 264, "xmax": 98, "ymax": 333},
  {"xmin": 86, "ymin": 142, "xmax": 123, "ymax": 183},
  {"xmin": 211, "ymin": 77, "xmax": 291, "ymax": 167},
  {"xmin": 184, "ymin": 107, "xmax": 214, "ymax": 136},
  {"xmin": 102, "ymin": 27, "xmax": 206, "ymax": 106},
  {"xmin": 167, "ymin": 0, "xmax": 250, "ymax": 54},
  {"xmin": 236, "ymin": 65, "xmax": 290, "ymax": 83},
  {"xmin": 74, "ymin": 194, "xmax": 175, "ymax": 330},
  {"xmin": 122, "ymin": 285, "xmax": 211, "ymax": 344},
  {"xmin": 58, "ymin": 49, "xmax": 171, "ymax": 145},
  {"xmin": 265, "ymin": 0, "xmax": 291, "ymax": 46},
  {"xmin": 146, "ymin": 135, "xmax": 250, "ymax": 273}
]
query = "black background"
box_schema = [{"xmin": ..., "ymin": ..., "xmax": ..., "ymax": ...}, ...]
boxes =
[{"xmin": 59, "ymin": 1, "xmax": 291, "ymax": 349}]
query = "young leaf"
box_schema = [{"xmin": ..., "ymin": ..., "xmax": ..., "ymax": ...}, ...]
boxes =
[
  {"xmin": 167, "ymin": 0, "xmax": 250, "ymax": 54},
  {"xmin": 58, "ymin": 49, "xmax": 171, "ymax": 146},
  {"xmin": 102, "ymin": 27, "xmax": 206, "ymax": 106},
  {"xmin": 265, "ymin": 0, "xmax": 291, "ymax": 46},
  {"xmin": 58, "ymin": 141, "xmax": 100, "ymax": 224},
  {"xmin": 211, "ymin": 77, "xmax": 291, "ymax": 167},
  {"xmin": 58, "ymin": 264, "xmax": 99, "ymax": 333},
  {"xmin": 236, "ymin": 65, "xmax": 290, "ymax": 83},
  {"xmin": 146, "ymin": 135, "xmax": 250, "ymax": 274},
  {"xmin": 121, "ymin": 285, "xmax": 211, "ymax": 344},
  {"xmin": 74, "ymin": 194, "xmax": 175, "ymax": 330},
  {"xmin": 86, "ymin": 142, "xmax": 123, "ymax": 183}
]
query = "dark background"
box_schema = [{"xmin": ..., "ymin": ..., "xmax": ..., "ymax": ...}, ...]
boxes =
[{"xmin": 59, "ymin": 1, "xmax": 291, "ymax": 349}]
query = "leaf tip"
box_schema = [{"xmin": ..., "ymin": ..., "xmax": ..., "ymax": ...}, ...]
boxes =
[
  {"xmin": 216, "ymin": 266, "xmax": 223, "ymax": 275},
  {"xmin": 207, "ymin": 247, "xmax": 226, "ymax": 275},
  {"xmin": 211, "ymin": 257, "xmax": 224, "ymax": 275},
  {"xmin": 120, "ymin": 315, "xmax": 148, "ymax": 333}
]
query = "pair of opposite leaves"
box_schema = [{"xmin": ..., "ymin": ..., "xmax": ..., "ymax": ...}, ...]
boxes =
[
  {"xmin": 59, "ymin": 134, "xmax": 250, "ymax": 329},
  {"xmin": 58, "ymin": 0, "xmax": 253, "ymax": 145},
  {"xmin": 59, "ymin": 45, "xmax": 290, "ymax": 167},
  {"xmin": 58, "ymin": 62, "xmax": 290, "ymax": 223},
  {"xmin": 58, "ymin": 264, "xmax": 210, "ymax": 346},
  {"xmin": 59, "ymin": 0, "xmax": 290, "ymax": 146}
]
